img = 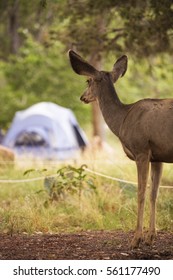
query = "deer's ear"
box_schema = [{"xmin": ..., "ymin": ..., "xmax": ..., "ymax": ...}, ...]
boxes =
[
  {"xmin": 111, "ymin": 55, "xmax": 128, "ymax": 83},
  {"xmin": 69, "ymin": 50, "xmax": 99, "ymax": 78}
]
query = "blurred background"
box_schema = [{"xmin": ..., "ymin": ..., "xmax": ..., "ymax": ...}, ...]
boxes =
[{"xmin": 0, "ymin": 0, "xmax": 173, "ymax": 143}]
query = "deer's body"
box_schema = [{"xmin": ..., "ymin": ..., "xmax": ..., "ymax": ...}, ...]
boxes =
[
  {"xmin": 69, "ymin": 50, "xmax": 172, "ymax": 248},
  {"xmin": 118, "ymin": 98, "xmax": 173, "ymax": 163}
]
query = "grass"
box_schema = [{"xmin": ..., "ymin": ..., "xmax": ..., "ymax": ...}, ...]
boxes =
[{"xmin": 0, "ymin": 138, "xmax": 173, "ymax": 234}]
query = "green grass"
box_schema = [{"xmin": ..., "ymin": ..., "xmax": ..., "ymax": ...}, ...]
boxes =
[{"xmin": 0, "ymin": 140, "xmax": 173, "ymax": 234}]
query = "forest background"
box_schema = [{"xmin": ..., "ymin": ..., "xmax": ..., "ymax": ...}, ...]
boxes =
[{"xmin": 0, "ymin": 0, "xmax": 173, "ymax": 142}]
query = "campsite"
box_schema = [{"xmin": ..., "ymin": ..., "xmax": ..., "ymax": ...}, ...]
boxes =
[
  {"xmin": 0, "ymin": 0, "xmax": 173, "ymax": 262},
  {"xmin": 2, "ymin": 102, "xmax": 87, "ymax": 160}
]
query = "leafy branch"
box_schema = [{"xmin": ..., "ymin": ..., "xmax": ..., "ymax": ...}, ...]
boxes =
[{"xmin": 24, "ymin": 165, "xmax": 96, "ymax": 207}]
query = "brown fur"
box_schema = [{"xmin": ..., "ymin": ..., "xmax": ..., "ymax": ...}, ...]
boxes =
[{"xmin": 69, "ymin": 50, "xmax": 172, "ymax": 248}]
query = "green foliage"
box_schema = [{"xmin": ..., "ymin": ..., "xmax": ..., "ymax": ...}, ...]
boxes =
[
  {"xmin": 57, "ymin": 0, "xmax": 173, "ymax": 57},
  {"xmin": 0, "ymin": 156, "xmax": 173, "ymax": 234},
  {"xmin": 0, "ymin": 0, "xmax": 173, "ymax": 130},
  {"xmin": 0, "ymin": 35, "xmax": 91, "ymax": 128},
  {"xmin": 120, "ymin": 0, "xmax": 173, "ymax": 56},
  {"xmin": 110, "ymin": 54, "xmax": 173, "ymax": 104},
  {"xmin": 43, "ymin": 165, "xmax": 96, "ymax": 205},
  {"xmin": 157, "ymin": 189, "xmax": 173, "ymax": 230}
]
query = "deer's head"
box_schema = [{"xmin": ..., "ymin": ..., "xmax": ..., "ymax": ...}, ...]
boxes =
[{"xmin": 69, "ymin": 50, "xmax": 128, "ymax": 104}]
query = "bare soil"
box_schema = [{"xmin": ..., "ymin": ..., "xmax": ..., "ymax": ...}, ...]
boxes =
[{"xmin": 0, "ymin": 230, "xmax": 172, "ymax": 260}]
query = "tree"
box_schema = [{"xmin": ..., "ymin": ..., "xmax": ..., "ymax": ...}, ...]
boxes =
[
  {"xmin": 120, "ymin": 0, "xmax": 173, "ymax": 56},
  {"xmin": 0, "ymin": 35, "xmax": 91, "ymax": 128},
  {"xmin": 0, "ymin": 0, "xmax": 55, "ymax": 58},
  {"xmin": 52, "ymin": 0, "xmax": 173, "ymax": 143},
  {"xmin": 57, "ymin": 0, "xmax": 173, "ymax": 56},
  {"xmin": 53, "ymin": 1, "xmax": 124, "ymax": 142}
]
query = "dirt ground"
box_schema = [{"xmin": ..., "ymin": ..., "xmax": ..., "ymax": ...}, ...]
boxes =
[{"xmin": 0, "ymin": 230, "xmax": 172, "ymax": 260}]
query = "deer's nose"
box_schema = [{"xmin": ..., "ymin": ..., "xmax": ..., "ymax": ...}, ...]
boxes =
[{"xmin": 80, "ymin": 95, "xmax": 88, "ymax": 103}]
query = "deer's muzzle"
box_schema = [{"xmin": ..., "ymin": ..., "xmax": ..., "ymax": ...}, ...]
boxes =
[{"xmin": 80, "ymin": 95, "xmax": 89, "ymax": 104}]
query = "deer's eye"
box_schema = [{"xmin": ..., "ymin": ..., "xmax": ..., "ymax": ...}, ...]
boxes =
[{"xmin": 86, "ymin": 79, "xmax": 90, "ymax": 84}]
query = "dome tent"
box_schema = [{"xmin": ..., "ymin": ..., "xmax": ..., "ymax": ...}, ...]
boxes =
[{"xmin": 3, "ymin": 102, "xmax": 87, "ymax": 160}]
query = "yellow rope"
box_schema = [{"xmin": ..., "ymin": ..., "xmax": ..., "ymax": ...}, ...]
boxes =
[
  {"xmin": 0, "ymin": 167, "xmax": 173, "ymax": 189},
  {"xmin": 85, "ymin": 168, "xmax": 173, "ymax": 189}
]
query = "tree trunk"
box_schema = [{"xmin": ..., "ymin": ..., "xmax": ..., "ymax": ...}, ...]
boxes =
[
  {"xmin": 92, "ymin": 101, "xmax": 105, "ymax": 140},
  {"xmin": 89, "ymin": 15, "xmax": 106, "ymax": 144},
  {"xmin": 8, "ymin": 0, "xmax": 20, "ymax": 54},
  {"xmin": 89, "ymin": 52, "xmax": 105, "ymax": 143}
]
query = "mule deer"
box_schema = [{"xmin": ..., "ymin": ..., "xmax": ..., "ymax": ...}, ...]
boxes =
[{"xmin": 69, "ymin": 50, "xmax": 173, "ymax": 248}]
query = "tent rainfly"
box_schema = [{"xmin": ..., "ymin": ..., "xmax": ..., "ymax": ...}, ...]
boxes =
[{"xmin": 3, "ymin": 102, "xmax": 87, "ymax": 160}]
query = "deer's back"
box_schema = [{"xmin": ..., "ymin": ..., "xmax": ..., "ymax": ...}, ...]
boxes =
[{"xmin": 119, "ymin": 98, "xmax": 173, "ymax": 162}]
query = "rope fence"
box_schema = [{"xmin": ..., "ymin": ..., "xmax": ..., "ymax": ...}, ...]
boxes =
[
  {"xmin": 0, "ymin": 167, "xmax": 173, "ymax": 189},
  {"xmin": 85, "ymin": 168, "xmax": 173, "ymax": 189},
  {"xmin": 0, "ymin": 174, "xmax": 58, "ymax": 184}
]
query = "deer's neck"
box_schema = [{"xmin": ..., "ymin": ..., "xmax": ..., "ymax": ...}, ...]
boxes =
[{"xmin": 97, "ymin": 80, "xmax": 127, "ymax": 137}]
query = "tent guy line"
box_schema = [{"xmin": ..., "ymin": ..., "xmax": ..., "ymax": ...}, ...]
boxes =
[{"xmin": 0, "ymin": 167, "xmax": 173, "ymax": 189}]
